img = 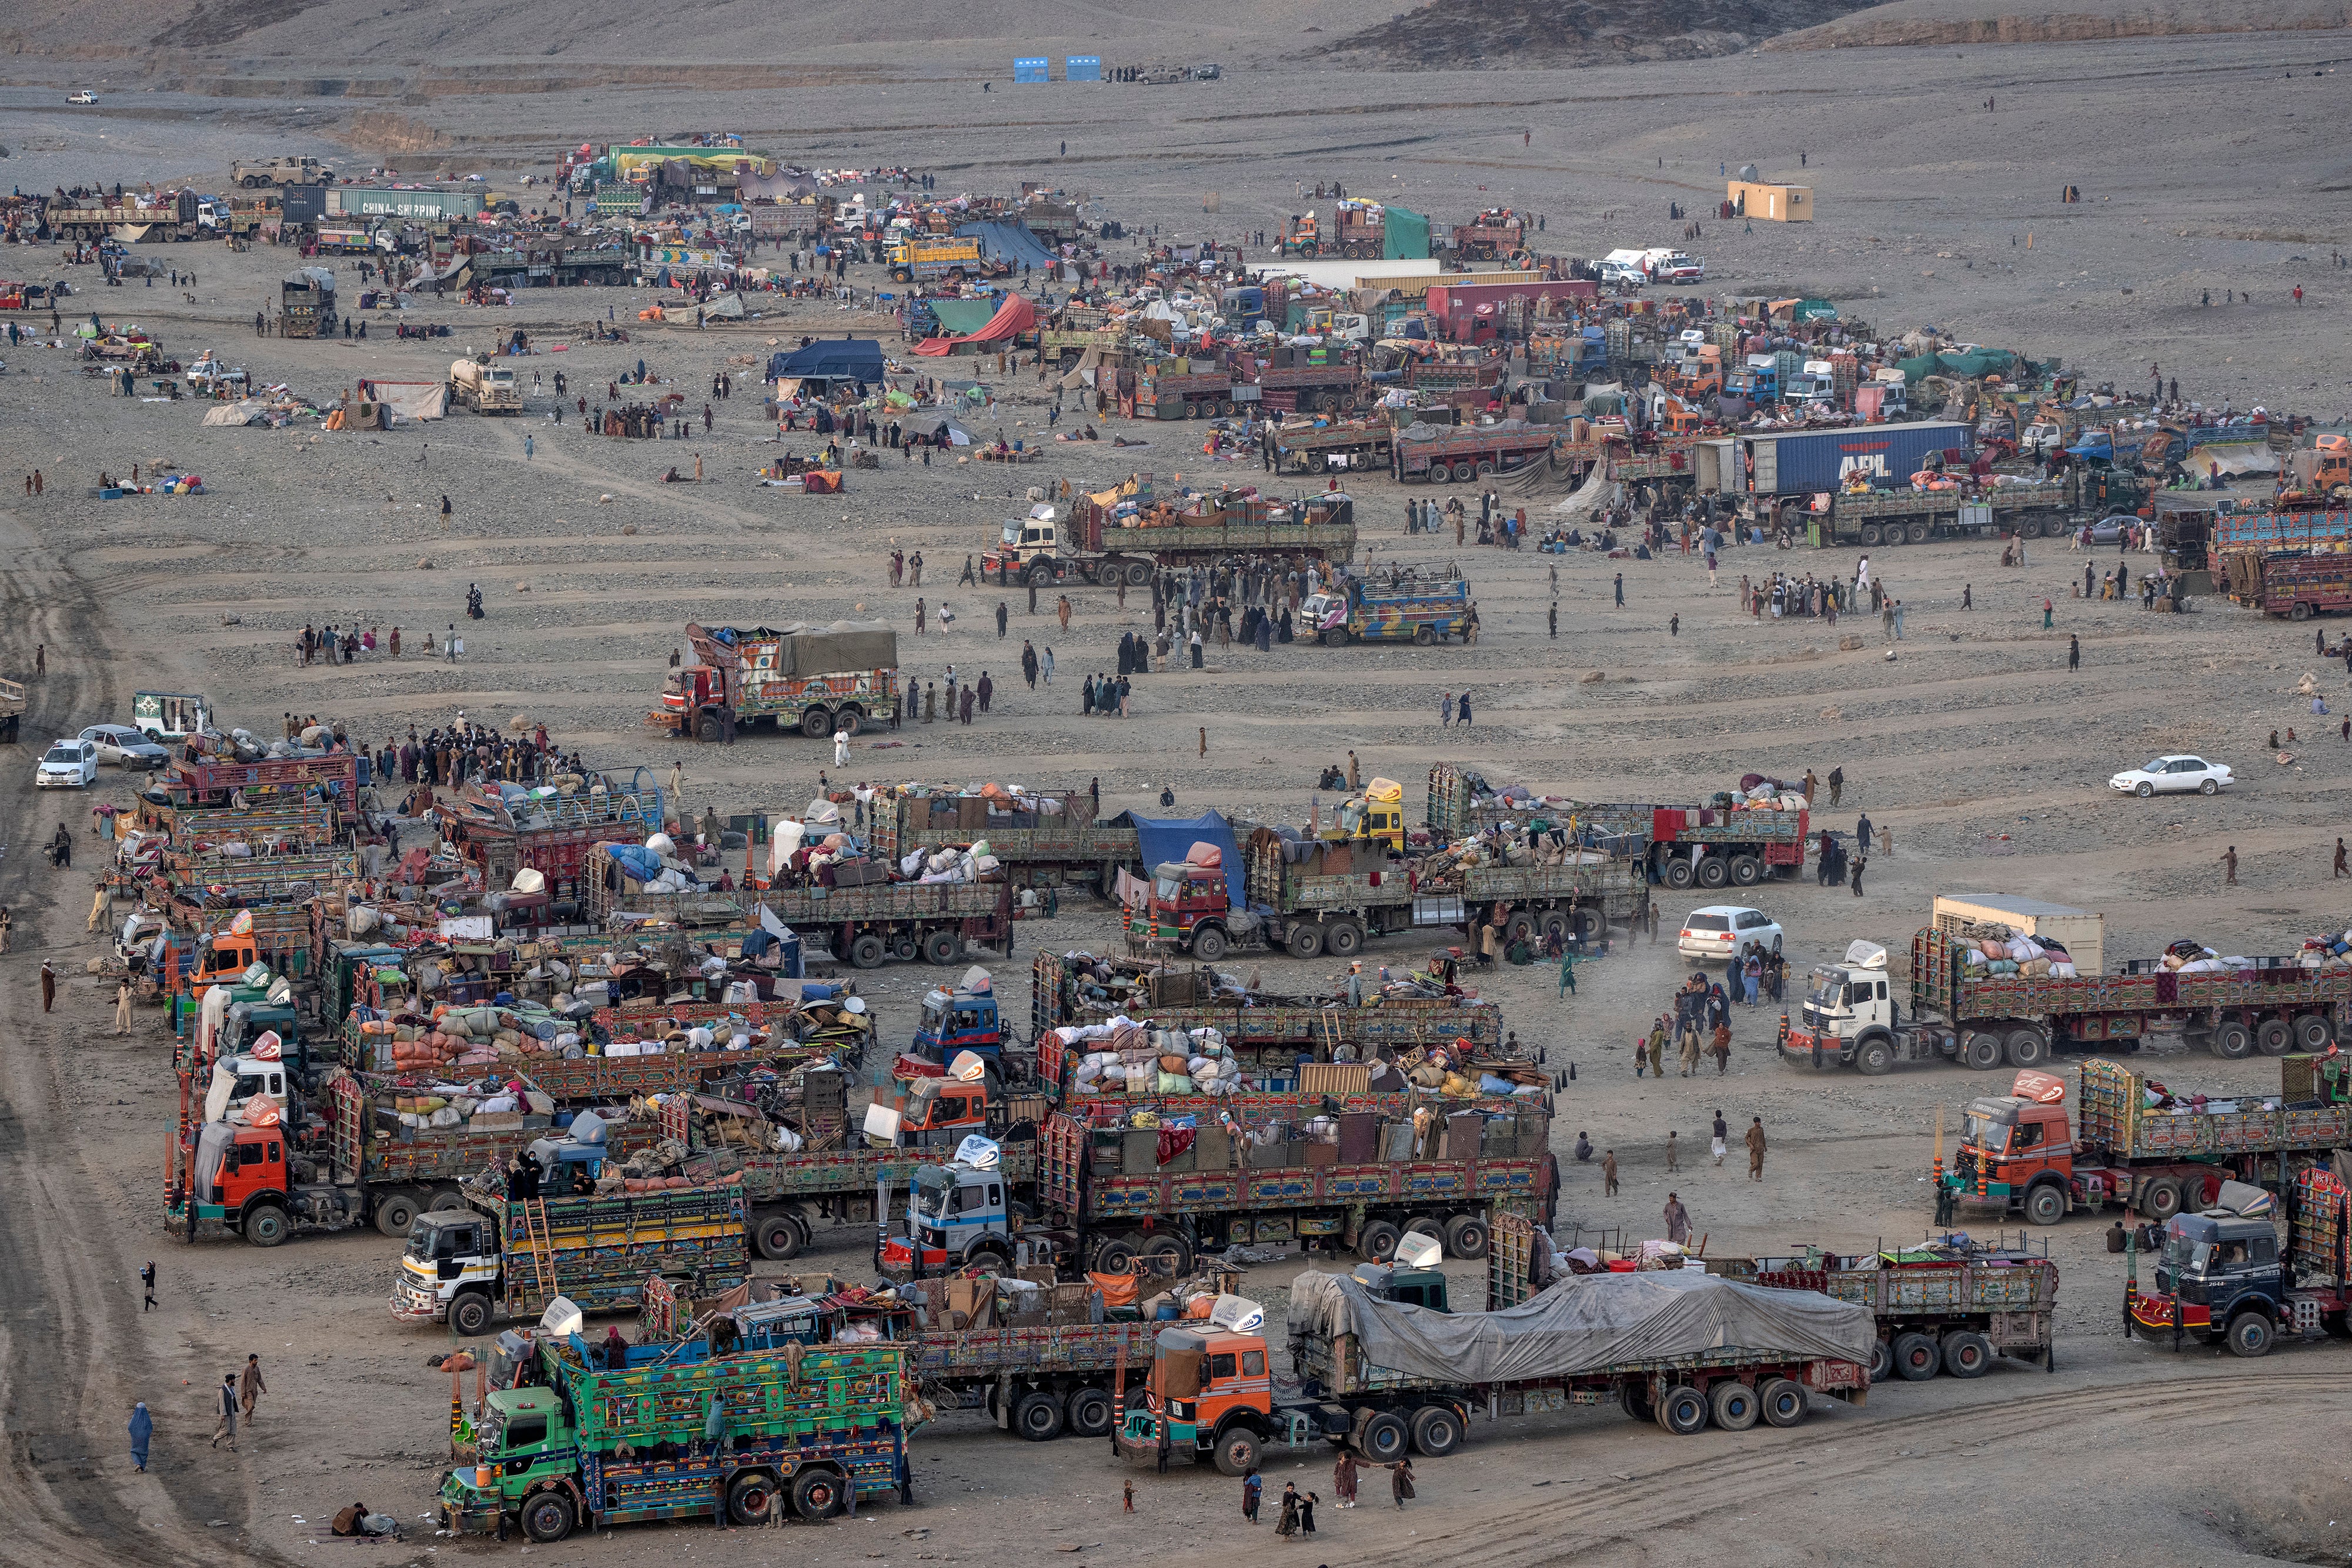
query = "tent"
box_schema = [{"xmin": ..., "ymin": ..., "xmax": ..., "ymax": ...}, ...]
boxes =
[
  {"xmin": 202, "ymin": 400, "xmax": 266, "ymax": 426},
  {"xmin": 766, "ymin": 339, "xmax": 886, "ymax": 385},
  {"xmin": 700, "ymin": 291, "xmax": 745, "ymax": 319},
  {"xmin": 2195, "ymin": 441, "xmax": 2277, "ymax": 477},
  {"xmin": 1111, "ymin": 811, "xmax": 1244, "ymax": 908},
  {"xmin": 356, "ymin": 378, "xmax": 447, "ymax": 422},
  {"xmin": 912, "ymin": 292, "xmax": 1038, "ymax": 357},
  {"xmin": 956, "ymin": 220, "xmax": 1058, "ymax": 269},
  {"xmin": 927, "ymin": 298, "xmax": 1003, "ymax": 337}
]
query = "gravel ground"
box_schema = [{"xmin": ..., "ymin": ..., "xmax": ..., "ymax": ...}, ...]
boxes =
[{"xmin": 4, "ymin": 30, "xmax": 2352, "ymax": 1568}]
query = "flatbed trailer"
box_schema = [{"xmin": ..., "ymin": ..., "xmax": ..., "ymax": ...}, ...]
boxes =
[
  {"xmin": 1710, "ymin": 1245, "xmax": 2059, "ymax": 1380},
  {"xmin": 1393, "ymin": 425, "xmax": 1556, "ymax": 484},
  {"xmin": 913, "ymin": 1317, "xmax": 1161, "ymax": 1441},
  {"xmin": 1251, "ymin": 363, "xmax": 1368, "ymax": 416},
  {"xmin": 869, "ymin": 789, "xmax": 1139, "ymax": 893},
  {"xmin": 1823, "ymin": 479, "xmax": 2074, "ymax": 547},
  {"xmin": 1270, "ymin": 420, "xmax": 1395, "ymax": 476}
]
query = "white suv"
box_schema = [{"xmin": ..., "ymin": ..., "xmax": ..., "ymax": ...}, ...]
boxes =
[{"xmin": 1678, "ymin": 905, "xmax": 1784, "ymax": 958}]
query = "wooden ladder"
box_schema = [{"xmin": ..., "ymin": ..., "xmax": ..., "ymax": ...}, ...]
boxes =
[
  {"xmin": 519, "ymin": 1197, "xmax": 557, "ymax": 1303},
  {"xmin": 1318, "ymin": 1007, "xmax": 1343, "ymax": 1062}
]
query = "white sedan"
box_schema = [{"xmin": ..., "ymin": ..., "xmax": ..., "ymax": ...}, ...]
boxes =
[
  {"xmin": 1677, "ymin": 905, "xmax": 1784, "ymax": 959},
  {"xmin": 36, "ymin": 738, "xmax": 98, "ymax": 788},
  {"xmin": 2110, "ymin": 755, "xmax": 2233, "ymax": 797}
]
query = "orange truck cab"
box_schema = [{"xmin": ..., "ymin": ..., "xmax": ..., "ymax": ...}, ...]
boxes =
[
  {"xmin": 1114, "ymin": 1327, "xmax": 1311, "ymax": 1475},
  {"xmin": 886, "ymin": 1076, "xmax": 997, "ymax": 1148},
  {"xmin": 180, "ymin": 932, "xmax": 262, "ymax": 997}
]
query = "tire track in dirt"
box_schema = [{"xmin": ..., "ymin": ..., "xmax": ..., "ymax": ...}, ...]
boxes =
[{"xmin": 0, "ymin": 523, "xmax": 281, "ymax": 1567}]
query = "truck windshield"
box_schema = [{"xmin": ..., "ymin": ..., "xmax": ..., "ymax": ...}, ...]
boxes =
[
  {"xmin": 1154, "ymin": 875, "xmax": 1184, "ymax": 901},
  {"xmin": 911, "ymin": 1171, "xmax": 953, "ymax": 1221},
  {"xmin": 403, "ymin": 1216, "xmax": 469, "ymax": 1265},
  {"xmin": 1962, "ymin": 1111, "xmax": 2013, "ymax": 1151},
  {"xmin": 919, "ymin": 996, "xmax": 951, "ymax": 1035},
  {"xmin": 1806, "ymin": 970, "xmax": 1845, "ymax": 1010}
]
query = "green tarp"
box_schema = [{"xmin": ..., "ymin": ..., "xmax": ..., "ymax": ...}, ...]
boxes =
[
  {"xmin": 1896, "ymin": 347, "xmax": 2020, "ymax": 383},
  {"xmin": 927, "ymin": 299, "xmax": 1002, "ymax": 337}
]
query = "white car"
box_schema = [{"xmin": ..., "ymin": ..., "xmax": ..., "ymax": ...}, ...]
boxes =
[
  {"xmin": 2110, "ymin": 755, "xmax": 2233, "ymax": 797},
  {"xmin": 67, "ymin": 91, "xmax": 96, "ymax": 106},
  {"xmin": 1596, "ymin": 262, "xmax": 1644, "ymax": 289},
  {"xmin": 36, "ymin": 738, "xmax": 98, "ymax": 788},
  {"xmin": 80, "ymin": 723, "xmax": 169, "ymax": 769},
  {"xmin": 1678, "ymin": 905, "xmax": 1784, "ymax": 959}
]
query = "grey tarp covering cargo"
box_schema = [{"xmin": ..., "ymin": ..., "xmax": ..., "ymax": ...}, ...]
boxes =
[
  {"xmin": 767, "ymin": 339, "xmax": 886, "ymax": 385},
  {"xmin": 770, "ymin": 621, "xmax": 899, "ymax": 677},
  {"xmin": 1288, "ymin": 1268, "xmax": 1874, "ymax": 1383}
]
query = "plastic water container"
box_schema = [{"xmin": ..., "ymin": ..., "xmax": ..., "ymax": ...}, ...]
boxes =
[{"xmin": 1155, "ymin": 1301, "xmax": 1181, "ymax": 1320}]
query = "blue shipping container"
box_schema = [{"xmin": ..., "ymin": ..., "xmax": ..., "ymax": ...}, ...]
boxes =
[
  {"xmin": 1013, "ymin": 56, "xmax": 1050, "ymax": 82},
  {"xmin": 1067, "ymin": 55, "xmax": 1102, "ymax": 81},
  {"xmin": 1743, "ymin": 421, "xmax": 1974, "ymax": 495}
]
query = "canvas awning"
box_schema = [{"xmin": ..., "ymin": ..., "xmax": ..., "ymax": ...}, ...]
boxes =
[
  {"xmin": 913, "ymin": 293, "xmax": 1039, "ymax": 357},
  {"xmin": 356, "ymin": 379, "xmax": 447, "ymax": 421}
]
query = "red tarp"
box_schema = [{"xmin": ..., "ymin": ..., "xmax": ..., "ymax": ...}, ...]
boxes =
[{"xmin": 912, "ymin": 292, "xmax": 1038, "ymax": 357}]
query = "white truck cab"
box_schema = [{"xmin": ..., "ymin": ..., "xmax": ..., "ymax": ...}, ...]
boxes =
[{"xmin": 1783, "ymin": 938, "xmax": 1960, "ymax": 1074}]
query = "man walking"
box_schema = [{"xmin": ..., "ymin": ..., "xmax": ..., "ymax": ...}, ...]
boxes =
[
  {"xmin": 1827, "ymin": 765, "xmax": 1843, "ymax": 806},
  {"xmin": 1745, "ymin": 1116, "xmax": 1768, "ymax": 1180},
  {"xmin": 114, "ymin": 978, "xmax": 134, "ymax": 1036},
  {"xmin": 1602, "ymin": 1148, "xmax": 1618, "ymax": 1195},
  {"xmin": 240, "ymin": 1354, "xmax": 266, "ymax": 1425},
  {"xmin": 211, "ymin": 1373, "xmax": 239, "ymax": 1451},
  {"xmin": 1665, "ymin": 1130, "xmax": 1680, "ymax": 1172},
  {"xmin": 142, "ymin": 1261, "xmax": 157, "ymax": 1310},
  {"xmin": 1663, "ymin": 1192, "xmax": 1692, "ymax": 1245},
  {"xmin": 1613, "ymin": 572, "xmax": 1625, "ymax": 608},
  {"xmin": 1712, "ymin": 1109, "xmax": 1729, "ymax": 1166},
  {"xmin": 2223, "ymin": 845, "xmax": 2239, "ymax": 886},
  {"xmin": 2336, "ymin": 837, "xmax": 2347, "ymax": 879}
]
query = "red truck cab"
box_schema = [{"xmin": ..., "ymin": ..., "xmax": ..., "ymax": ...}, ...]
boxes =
[{"xmin": 1126, "ymin": 862, "xmax": 1241, "ymax": 958}]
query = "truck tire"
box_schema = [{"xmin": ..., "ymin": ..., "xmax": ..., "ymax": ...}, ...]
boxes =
[
  {"xmin": 2227, "ymin": 1311, "xmax": 2274, "ymax": 1358},
  {"xmin": 1026, "ymin": 560, "xmax": 1055, "ymax": 587},
  {"xmin": 891, "ymin": 933, "xmax": 919, "ymax": 963},
  {"xmin": 1181, "ymin": 401, "xmax": 1199, "ymax": 420},
  {"xmin": 1941, "ymin": 1330, "xmax": 1994, "ymax": 1378},
  {"xmin": 1094, "ymin": 560, "xmax": 1124, "ymax": 587},
  {"xmin": 2004, "ymin": 1028, "xmax": 2049, "ymax": 1069},
  {"xmin": 1653, "ymin": 1385, "xmax": 1709, "ymax": 1435},
  {"xmin": 1090, "ymin": 1233, "xmax": 1139, "ymax": 1273},
  {"xmin": 2140, "ymin": 1178, "xmax": 2184, "ymax": 1223},
  {"xmin": 2023, "ymin": 1182, "xmax": 2068, "ymax": 1227},
  {"xmin": 1866, "ymin": 1339, "xmax": 1893, "ymax": 1383},
  {"xmin": 1212, "ymin": 1426, "xmax": 1260, "ymax": 1476},
  {"xmin": 375, "ymin": 1189, "xmax": 420, "ymax": 1237},
  {"xmin": 1710, "ymin": 1381, "xmax": 1760, "ymax": 1432},
  {"xmin": 801, "ymin": 708, "xmax": 834, "ymax": 738},
  {"xmin": 1618, "ymin": 1382, "xmax": 1654, "ymax": 1423},
  {"xmin": 1141, "ymin": 1232, "xmax": 1195, "ymax": 1274},
  {"xmin": 1014, "ymin": 1389, "xmax": 1066, "ymax": 1441},
  {"xmin": 696, "ymin": 711, "xmax": 724, "ymax": 742},
  {"xmin": 1907, "ymin": 520, "xmax": 1932, "ymax": 544},
  {"xmin": 1066, "ymin": 1386, "xmax": 1115, "ymax": 1438},
  {"xmin": 848, "ymin": 932, "xmax": 887, "ymax": 969},
  {"xmin": 245, "ymin": 1202, "xmax": 289, "ymax": 1248},
  {"xmin": 1125, "ymin": 561, "xmax": 1153, "ymax": 586},
  {"xmin": 1287, "ymin": 924, "xmax": 1324, "ymax": 959},
  {"xmin": 1859, "ymin": 524, "xmax": 1882, "ymax": 547},
  {"xmin": 1729, "ymin": 854, "xmax": 1760, "ymax": 887},
  {"xmin": 2257, "ymin": 1017, "xmax": 2294, "ymax": 1055},
  {"xmin": 1696, "ymin": 857, "xmax": 1729, "ymax": 889},
  {"xmin": 790, "ymin": 1468, "xmax": 846, "ymax": 1519},
  {"xmin": 755, "ymin": 1211, "xmax": 809, "ymax": 1260},
  {"xmin": 1960, "ymin": 1031, "xmax": 2004, "ymax": 1071},
  {"xmin": 2296, "ymin": 1013, "xmax": 2334, "ymax": 1051},
  {"xmin": 1355, "ymin": 1219, "xmax": 1402, "ymax": 1262},
  {"xmin": 1442, "ymin": 1214, "xmax": 1489, "ymax": 1260},
  {"xmin": 520, "ymin": 1491, "xmax": 576, "ymax": 1543},
  {"xmin": 449, "ymin": 1289, "xmax": 496, "ymax": 1339},
  {"xmin": 836, "ymin": 707, "xmax": 864, "ymax": 735},
  {"xmin": 2213, "ymin": 1020, "xmax": 2254, "ymax": 1058},
  {"xmin": 1409, "ymin": 1405, "xmax": 1464, "ymax": 1456},
  {"xmin": 1758, "ymin": 1377, "xmax": 1808, "ymax": 1427},
  {"xmin": 1191, "ymin": 925, "xmax": 1230, "ymax": 962},
  {"xmin": 1504, "ymin": 911, "xmax": 1535, "ymax": 944},
  {"xmin": 1325, "ymin": 919, "xmax": 1365, "ymax": 958},
  {"xmin": 727, "ymin": 1470, "xmax": 779, "ymax": 1524},
  {"xmin": 1321, "ymin": 627, "xmax": 1354, "ymax": 647},
  {"xmin": 1664, "ymin": 859, "xmax": 1696, "ymax": 890},
  {"xmin": 1414, "ymin": 625, "xmax": 1437, "ymax": 646},
  {"xmin": 1855, "ymin": 1037, "xmax": 1895, "ymax": 1076},
  {"xmin": 1569, "ymin": 908, "xmax": 1601, "ymax": 944},
  {"xmin": 1891, "ymin": 1332, "xmax": 1939, "ymax": 1381},
  {"xmin": 1357, "ymin": 1410, "xmax": 1410, "ymax": 1462},
  {"xmin": 921, "ymin": 928, "xmax": 964, "ymax": 966}
]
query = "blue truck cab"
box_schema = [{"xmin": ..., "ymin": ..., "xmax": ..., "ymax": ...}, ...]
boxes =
[
  {"xmin": 2149, "ymin": 1212, "xmax": 2288, "ymax": 1355},
  {"xmin": 1728, "ymin": 353, "xmax": 1780, "ymax": 404},
  {"xmin": 891, "ymin": 986, "xmax": 1006, "ymax": 1086},
  {"xmin": 876, "ymin": 1159, "xmax": 1017, "ymax": 1280}
]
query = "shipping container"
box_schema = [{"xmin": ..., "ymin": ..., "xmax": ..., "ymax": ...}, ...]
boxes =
[
  {"xmin": 1424, "ymin": 279, "xmax": 1599, "ymax": 344},
  {"xmin": 1726, "ymin": 422, "xmax": 1973, "ymax": 497},
  {"xmin": 1931, "ymin": 894, "xmax": 2105, "ymax": 976},
  {"xmin": 325, "ymin": 185, "xmax": 485, "ymax": 222}
]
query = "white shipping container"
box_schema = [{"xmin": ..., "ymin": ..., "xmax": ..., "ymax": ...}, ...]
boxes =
[{"xmin": 1932, "ymin": 894, "xmax": 2104, "ymax": 975}]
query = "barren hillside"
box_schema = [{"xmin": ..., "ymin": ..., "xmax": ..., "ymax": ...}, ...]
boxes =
[
  {"xmin": 1318, "ymin": 0, "xmax": 1875, "ymax": 67},
  {"xmin": 1765, "ymin": 0, "xmax": 2348, "ymax": 48}
]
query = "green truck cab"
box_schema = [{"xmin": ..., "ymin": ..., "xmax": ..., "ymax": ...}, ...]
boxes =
[{"xmin": 439, "ymin": 1324, "xmax": 916, "ymax": 1540}]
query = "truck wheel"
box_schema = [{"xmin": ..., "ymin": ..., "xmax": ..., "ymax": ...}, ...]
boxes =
[
  {"xmin": 1664, "ymin": 859, "xmax": 1696, "ymax": 890},
  {"xmin": 1729, "ymin": 854, "xmax": 1760, "ymax": 887},
  {"xmin": 2140, "ymin": 1179, "xmax": 2183, "ymax": 1223},
  {"xmin": 1324, "ymin": 920, "xmax": 1364, "ymax": 958},
  {"xmin": 520, "ymin": 1491, "xmax": 576, "ymax": 1543},
  {"xmin": 836, "ymin": 708, "xmax": 865, "ymax": 735},
  {"xmin": 1287, "ymin": 924, "xmax": 1324, "ymax": 959},
  {"xmin": 1758, "ymin": 1377, "xmax": 1808, "ymax": 1427},
  {"xmin": 1505, "ymin": 911, "xmax": 1535, "ymax": 944},
  {"xmin": 1014, "ymin": 1389, "xmax": 1066, "ymax": 1441},
  {"xmin": 1067, "ymin": 1386, "xmax": 1115, "ymax": 1438},
  {"xmin": 755, "ymin": 1212, "xmax": 808, "ymax": 1260},
  {"xmin": 1321, "ymin": 627, "xmax": 1353, "ymax": 647},
  {"xmin": 2024, "ymin": 1183, "xmax": 2068, "ymax": 1227},
  {"xmin": 1094, "ymin": 560, "xmax": 1124, "ymax": 587},
  {"xmin": 1441, "ymin": 1214, "xmax": 1489, "ymax": 1260},
  {"xmin": 2296, "ymin": 1014, "xmax": 2334, "ymax": 1051},
  {"xmin": 1859, "ymin": 524, "xmax": 1882, "ymax": 547},
  {"xmin": 1960, "ymin": 1032, "xmax": 2004, "ymax": 1071},
  {"xmin": 1866, "ymin": 1340, "xmax": 1893, "ymax": 1383},
  {"xmin": 1142, "ymin": 1232, "xmax": 1195, "ymax": 1274},
  {"xmin": 374, "ymin": 1189, "xmax": 420, "ymax": 1237},
  {"xmin": 449, "ymin": 1289, "xmax": 496, "ymax": 1339},
  {"xmin": 727, "ymin": 1471, "xmax": 778, "ymax": 1524},
  {"xmin": 922, "ymin": 928, "xmax": 964, "ymax": 966},
  {"xmin": 1357, "ymin": 1410, "xmax": 1410, "ymax": 1462},
  {"xmin": 1618, "ymin": 1382, "xmax": 1654, "ymax": 1423},
  {"xmin": 1409, "ymin": 1405, "xmax": 1464, "ymax": 1456},
  {"xmin": 1412, "ymin": 625, "xmax": 1436, "ymax": 646},
  {"xmin": 1696, "ymin": 857, "xmax": 1729, "ymax": 889},
  {"xmin": 891, "ymin": 934, "xmax": 919, "ymax": 962},
  {"xmin": 1026, "ymin": 561, "xmax": 1055, "ymax": 587},
  {"xmin": 1907, "ymin": 521, "xmax": 1932, "ymax": 544},
  {"xmin": 1856, "ymin": 1038, "xmax": 1895, "ymax": 1076},
  {"xmin": 1941, "ymin": 1331, "xmax": 1994, "ymax": 1378},
  {"xmin": 1181, "ymin": 400, "xmax": 1200, "ymax": 420},
  {"xmin": 790, "ymin": 1468, "xmax": 846, "ymax": 1519},
  {"xmin": 1653, "ymin": 1385, "xmax": 1709, "ymax": 1435},
  {"xmin": 2227, "ymin": 1312, "xmax": 2274, "ymax": 1358},
  {"xmin": 2257, "ymin": 1017, "xmax": 2294, "ymax": 1055},
  {"xmin": 2004, "ymin": 1028, "xmax": 2049, "ymax": 1068},
  {"xmin": 848, "ymin": 932, "xmax": 887, "ymax": 969},
  {"xmin": 1212, "ymin": 1426, "xmax": 1260, "ymax": 1476},
  {"xmin": 1182, "ymin": 923, "xmax": 1228, "ymax": 962},
  {"xmin": 696, "ymin": 711, "xmax": 724, "ymax": 742},
  {"xmin": 1709, "ymin": 1382, "xmax": 1760, "ymax": 1432},
  {"xmin": 245, "ymin": 1202, "xmax": 289, "ymax": 1248},
  {"xmin": 1125, "ymin": 561, "xmax": 1153, "ymax": 586},
  {"xmin": 2293, "ymin": 601, "xmax": 2313, "ymax": 622},
  {"xmin": 428, "ymin": 1189, "xmax": 469, "ymax": 1213},
  {"xmin": 801, "ymin": 708, "xmax": 834, "ymax": 738},
  {"xmin": 1090, "ymin": 1233, "xmax": 1139, "ymax": 1273},
  {"xmin": 2213, "ymin": 1020, "xmax": 2253, "ymax": 1058},
  {"xmin": 1891, "ymin": 1332, "xmax": 1939, "ymax": 1381},
  {"xmin": 1355, "ymin": 1219, "xmax": 1401, "ymax": 1262}
]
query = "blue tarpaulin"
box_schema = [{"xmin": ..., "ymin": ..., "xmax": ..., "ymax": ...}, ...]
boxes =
[
  {"xmin": 956, "ymin": 220, "xmax": 1059, "ymax": 270},
  {"xmin": 767, "ymin": 338, "xmax": 887, "ymax": 385},
  {"xmin": 1114, "ymin": 811, "xmax": 1244, "ymax": 908}
]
